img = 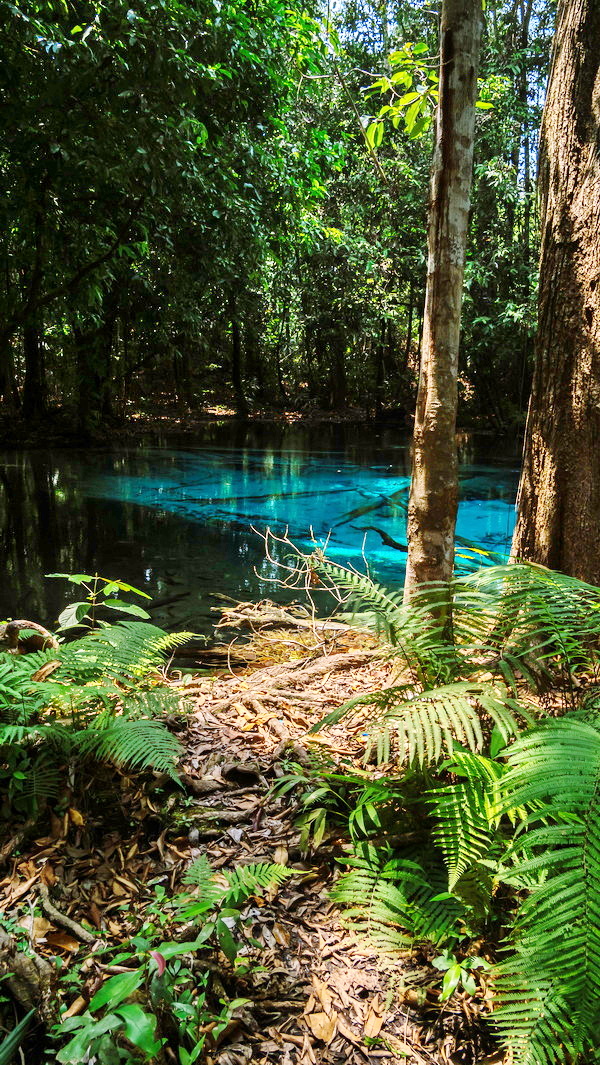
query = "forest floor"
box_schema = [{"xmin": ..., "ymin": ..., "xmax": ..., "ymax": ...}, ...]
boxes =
[{"xmin": 0, "ymin": 611, "xmax": 497, "ymax": 1064}]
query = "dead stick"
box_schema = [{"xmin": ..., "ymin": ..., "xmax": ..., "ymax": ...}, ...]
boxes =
[{"xmin": 39, "ymin": 884, "xmax": 97, "ymax": 945}]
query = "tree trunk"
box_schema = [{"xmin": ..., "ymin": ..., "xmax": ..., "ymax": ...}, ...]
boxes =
[
  {"xmin": 328, "ymin": 333, "xmax": 347, "ymax": 411},
  {"xmin": 74, "ymin": 295, "xmax": 117, "ymax": 437},
  {"xmin": 512, "ymin": 0, "xmax": 600, "ymax": 582},
  {"xmin": 404, "ymin": 0, "xmax": 483, "ymax": 600},
  {"xmin": 22, "ymin": 316, "xmax": 47, "ymax": 420},
  {"xmin": 229, "ymin": 294, "xmax": 248, "ymax": 418},
  {"xmin": 0, "ymin": 329, "xmax": 19, "ymax": 412}
]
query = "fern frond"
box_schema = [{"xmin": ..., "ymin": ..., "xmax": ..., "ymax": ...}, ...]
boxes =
[
  {"xmin": 77, "ymin": 717, "xmax": 182, "ymax": 779},
  {"xmin": 57, "ymin": 622, "xmax": 194, "ymax": 682},
  {"xmin": 492, "ymin": 717, "xmax": 600, "ymax": 1063},
  {"xmin": 429, "ymin": 751, "xmax": 506, "ymax": 891},
  {"xmin": 182, "ymin": 854, "xmax": 225, "ymax": 908},
  {"xmin": 332, "ymin": 844, "xmax": 464, "ymax": 951},
  {"xmin": 223, "ymin": 863, "xmax": 293, "ymax": 905},
  {"xmin": 376, "ymin": 682, "xmax": 531, "ymax": 767},
  {"xmin": 182, "ymin": 858, "xmax": 293, "ymax": 910}
]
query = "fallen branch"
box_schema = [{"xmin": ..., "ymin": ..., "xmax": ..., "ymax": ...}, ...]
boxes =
[{"xmin": 39, "ymin": 883, "xmax": 97, "ymax": 945}]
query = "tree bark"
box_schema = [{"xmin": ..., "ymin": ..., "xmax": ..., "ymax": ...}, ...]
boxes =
[
  {"xmin": 512, "ymin": 0, "xmax": 600, "ymax": 582},
  {"xmin": 404, "ymin": 0, "xmax": 483, "ymax": 600},
  {"xmin": 22, "ymin": 316, "xmax": 47, "ymax": 420},
  {"xmin": 229, "ymin": 294, "xmax": 248, "ymax": 418}
]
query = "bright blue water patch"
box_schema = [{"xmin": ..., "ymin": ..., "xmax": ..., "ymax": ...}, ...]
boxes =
[
  {"xmin": 0, "ymin": 428, "xmax": 519, "ymax": 633},
  {"xmin": 84, "ymin": 446, "xmax": 517, "ymax": 584}
]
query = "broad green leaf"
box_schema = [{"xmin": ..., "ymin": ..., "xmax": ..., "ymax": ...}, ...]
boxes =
[
  {"xmin": 56, "ymin": 1015, "xmax": 121, "ymax": 1062},
  {"xmin": 89, "ymin": 970, "xmax": 144, "ymax": 1012},
  {"xmin": 114, "ymin": 1004, "xmax": 164, "ymax": 1055},
  {"xmin": 57, "ymin": 602, "xmax": 90, "ymax": 630},
  {"xmin": 102, "ymin": 600, "xmax": 151, "ymax": 619},
  {"xmin": 46, "ymin": 573, "xmax": 92, "ymax": 584},
  {"xmin": 0, "ymin": 1009, "xmax": 35, "ymax": 1065},
  {"xmin": 396, "ymin": 91, "xmax": 421, "ymax": 108}
]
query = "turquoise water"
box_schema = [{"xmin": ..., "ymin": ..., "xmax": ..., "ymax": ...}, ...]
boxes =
[{"xmin": 0, "ymin": 425, "xmax": 519, "ymax": 632}]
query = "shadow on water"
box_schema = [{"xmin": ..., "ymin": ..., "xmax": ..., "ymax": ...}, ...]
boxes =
[{"xmin": 0, "ymin": 424, "xmax": 521, "ymax": 635}]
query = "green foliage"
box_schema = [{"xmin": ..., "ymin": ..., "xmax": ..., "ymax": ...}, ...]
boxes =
[
  {"xmin": 54, "ymin": 856, "xmax": 292, "ymax": 1063},
  {"xmin": 0, "ymin": 619, "xmax": 192, "ymax": 813},
  {"xmin": 429, "ymin": 752, "xmax": 505, "ymax": 892},
  {"xmin": 183, "ymin": 856, "xmax": 293, "ymax": 906},
  {"xmin": 432, "ymin": 949, "xmax": 490, "ymax": 1001},
  {"xmin": 47, "ymin": 572, "xmax": 152, "ymax": 631},
  {"xmin": 274, "ymin": 763, "xmax": 406, "ymax": 850},
  {"xmin": 292, "ymin": 555, "xmax": 600, "ymax": 1062},
  {"xmin": 491, "ymin": 716, "xmax": 600, "ymax": 1064},
  {"xmin": 0, "ymin": 1009, "xmax": 35, "ymax": 1065},
  {"xmin": 331, "ymin": 842, "xmax": 465, "ymax": 952}
]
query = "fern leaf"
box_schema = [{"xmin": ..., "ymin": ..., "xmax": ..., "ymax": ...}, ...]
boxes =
[
  {"xmin": 78, "ymin": 717, "xmax": 182, "ymax": 779},
  {"xmin": 332, "ymin": 844, "xmax": 464, "ymax": 951},
  {"xmin": 493, "ymin": 717, "xmax": 600, "ymax": 1063},
  {"xmin": 380, "ymin": 682, "xmax": 531, "ymax": 767},
  {"xmin": 223, "ymin": 863, "xmax": 293, "ymax": 905}
]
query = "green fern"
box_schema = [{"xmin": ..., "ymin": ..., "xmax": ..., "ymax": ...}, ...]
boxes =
[
  {"xmin": 57, "ymin": 621, "xmax": 195, "ymax": 682},
  {"xmin": 315, "ymin": 557, "xmax": 600, "ymax": 698},
  {"xmin": 181, "ymin": 854, "xmax": 225, "ymax": 911},
  {"xmin": 223, "ymin": 863, "xmax": 293, "ymax": 905},
  {"xmin": 492, "ymin": 717, "xmax": 600, "ymax": 1064},
  {"xmin": 318, "ymin": 681, "xmax": 532, "ymax": 768},
  {"xmin": 332, "ymin": 842, "xmax": 464, "ymax": 951},
  {"xmin": 0, "ymin": 621, "xmax": 191, "ymax": 811},
  {"xmin": 77, "ymin": 716, "xmax": 182, "ymax": 779},
  {"xmin": 429, "ymin": 753, "xmax": 504, "ymax": 891},
  {"xmin": 183, "ymin": 857, "xmax": 293, "ymax": 908}
]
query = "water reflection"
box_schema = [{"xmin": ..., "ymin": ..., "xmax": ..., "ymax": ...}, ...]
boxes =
[{"xmin": 0, "ymin": 425, "xmax": 520, "ymax": 633}]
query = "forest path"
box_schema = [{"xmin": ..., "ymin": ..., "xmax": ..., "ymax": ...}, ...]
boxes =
[
  {"xmin": 0, "ymin": 637, "xmax": 489, "ymax": 1063},
  {"xmin": 177, "ymin": 648, "xmax": 491, "ymax": 1065}
]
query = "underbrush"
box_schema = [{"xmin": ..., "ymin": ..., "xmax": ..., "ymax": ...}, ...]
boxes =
[
  {"xmin": 274, "ymin": 555, "xmax": 600, "ymax": 1065},
  {"xmin": 4, "ymin": 559, "xmax": 600, "ymax": 1064}
]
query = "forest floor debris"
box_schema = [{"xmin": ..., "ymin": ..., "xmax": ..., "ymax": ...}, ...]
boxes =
[{"xmin": 0, "ymin": 610, "xmax": 495, "ymax": 1064}]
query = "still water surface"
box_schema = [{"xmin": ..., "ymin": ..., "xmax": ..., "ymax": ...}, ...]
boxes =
[{"xmin": 0, "ymin": 424, "xmax": 520, "ymax": 634}]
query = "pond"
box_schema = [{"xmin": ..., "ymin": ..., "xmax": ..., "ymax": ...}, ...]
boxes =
[{"xmin": 0, "ymin": 423, "xmax": 520, "ymax": 635}]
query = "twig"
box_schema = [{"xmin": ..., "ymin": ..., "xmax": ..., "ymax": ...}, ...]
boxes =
[{"xmin": 38, "ymin": 884, "xmax": 97, "ymax": 945}]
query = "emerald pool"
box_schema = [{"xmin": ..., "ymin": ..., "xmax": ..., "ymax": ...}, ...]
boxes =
[{"xmin": 0, "ymin": 424, "xmax": 520, "ymax": 633}]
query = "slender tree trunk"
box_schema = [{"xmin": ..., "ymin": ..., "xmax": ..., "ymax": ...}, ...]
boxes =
[
  {"xmin": 404, "ymin": 281, "xmax": 415, "ymax": 368},
  {"xmin": 22, "ymin": 315, "xmax": 47, "ymax": 420},
  {"xmin": 328, "ymin": 333, "xmax": 347, "ymax": 412},
  {"xmin": 229, "ymin": 294, "xmax": 248, "ymax": 418},
  {"xmin": 404, "ymin": 0, "xmax": 483, "ymax": 601},
  {"xmin": 0, "ymin": 329, "xmax": 19, "ymax": 411},
  {"xmin": 74, "ymin": 296, "xmax": 117, "ymax": 437},
  {"xmin": 512, "ymin": 0, "xmax": 600, "ymax": 582}
]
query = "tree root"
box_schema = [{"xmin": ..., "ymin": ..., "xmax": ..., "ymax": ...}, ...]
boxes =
[
  {"xmin": 0, "ymin": 929, "xmax": 53, "ymax": 1017},
  {"xmin": 211, "ymin": 650, "xmax": 378, "ymax": 713},
  {"xmin": 38, "ymin": 883, "xmax": 97, "ymax": 945}
]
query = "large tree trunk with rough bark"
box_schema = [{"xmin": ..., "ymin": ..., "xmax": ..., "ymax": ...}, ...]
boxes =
[
  {"xmin": 404, "ymin": 0, "xmax": 482, "ymax": 600},
  {"xmin": 512, "ymin": 0, "xmax": 600, "ymax": 582}
]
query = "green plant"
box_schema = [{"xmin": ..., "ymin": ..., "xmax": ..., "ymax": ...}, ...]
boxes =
[
  {"xmin": 294, "ymin": 555, "xmax": 600, "ymax": 1063},
  {"xmin": 47, "ymin": 573, "xmax": 153, "ymax": 632},
  {"xmin": 432, "ymin": 949, "xmax": 490, "ymax": 1001},
  {"xmin": 331, "ymin": 841, "xmax": 466, "ymax": 953},
  {"xmin": 54, "ymin": 858, "xmax": 293, "ymax": 1064},
  {"xmin": 0, "ymin": 1009, "xmax": 35, "ymax": 1065},
  {"xmin": 0, "ymin": 619, "xmax": 195, "ymax": 817},
  {"xmin": 490, "ymin": 714, "xmax": 600, "ymax": 1064},
  {"xmin": 274, "ymin": 763, "xmax": 408, "ymax": 850}
]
